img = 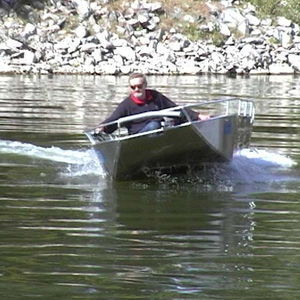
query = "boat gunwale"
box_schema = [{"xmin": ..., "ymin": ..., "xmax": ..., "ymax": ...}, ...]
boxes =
[
  {"xmin": 85, "ymin": 98, "xmax": 255, "ymax": 145},
  {"xmin": 93, "ymin": 114, "xmax": 233, "ymax": 144},
  {"xmin": 98, "ymin": 98, "xmax": 254, "ymax": 127}
]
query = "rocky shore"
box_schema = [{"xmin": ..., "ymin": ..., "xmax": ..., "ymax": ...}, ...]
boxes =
[{"xmin": 0, "ymin": 0, "xmax": 299, "ymax": 75}]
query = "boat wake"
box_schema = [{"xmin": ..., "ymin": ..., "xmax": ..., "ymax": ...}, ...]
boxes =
[
  {"xmin": 144, "ymin": 148, "xmax": 298, "ymax": 192},
  {"xmin": 227, "ymin": 148, "xmax": 298, "ymax": 190},
  {"xmin": 0, "ymin": 139, "xmax": 106, "ymax": 178},
  {"xmin": 232, "ymin": 148, "xmax": 297, "ymax": 179},
  {"xmin": 0, "ymin": 139, "xmax": 297, "ymax": 189}
]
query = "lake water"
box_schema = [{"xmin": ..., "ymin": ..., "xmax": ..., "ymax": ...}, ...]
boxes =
[{"xmin": 0, "ymin": 74, "xmax": 299, "ymax": 299}]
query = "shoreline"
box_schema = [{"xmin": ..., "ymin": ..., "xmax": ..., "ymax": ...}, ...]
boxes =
[
  {"xmin": 0, "ymin": 0, "xmax": 299, "ymax": 76},
  {"xmin": 0, "ymin": 69, "xmax": 299, "ymax": 76}
]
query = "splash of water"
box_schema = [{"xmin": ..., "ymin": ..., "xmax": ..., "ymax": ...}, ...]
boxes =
[
  {"xmin": 231, "ymin": 148, "xmax": 297, "ymax": 183},
  {"xmin": 1, "ymin": 139, "xmax": 297, "ymax": 186},
  {"xmin": 234, "ymin": 148, "xmax": 296, "ymax": 168},
  {"xmin": 0, "ymin": 139, "xmax": 106, "ymax": 177},
  {"xmin": 144, "ymin": 148, "xmax": 298, "ymax": 190}
]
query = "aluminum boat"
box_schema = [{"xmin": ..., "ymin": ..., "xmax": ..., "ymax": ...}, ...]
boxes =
[{"xmin": 85, "ymin": 99, "xmax": 255, "ymax": 180}]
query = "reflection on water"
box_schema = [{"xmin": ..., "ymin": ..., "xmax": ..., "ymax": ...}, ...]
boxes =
[{"xmin": 0, "ymin": 74, "xmax": 299, "ymax": 299}]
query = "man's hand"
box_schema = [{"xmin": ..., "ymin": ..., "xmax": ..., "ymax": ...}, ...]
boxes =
[
  {"xmin": 198, "ymin": 113, "xmax": 210, "ymax": 121},
  {"xmin": 94, "ymin": 126, "xmax": 104, "ymax": 134}
]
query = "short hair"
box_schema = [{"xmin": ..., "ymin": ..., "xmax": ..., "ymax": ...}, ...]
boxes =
[{"xmin": 128, "ymin": 73, "xmax": 147, "ymax": 85}]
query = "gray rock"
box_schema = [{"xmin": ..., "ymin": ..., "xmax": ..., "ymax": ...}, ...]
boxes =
[
  {"xmin": 143, "ymin": 2, "xmax": 163, "ymax": 12},
  {"xmin": 269, "ymin": 63, "xmax": 294, "ymax": 74},
  {"xmin": 72, "ymin": 0, "xmax": 91, "ymax": 20},
  {"xmin": 237, "ymin": 20, "xmax": 250, "ymax": 36},
  {"xmin": 114, "ymin": 46, "xmax": 136, "ymax": 61},
  {"xmin": 288, "ymin": 54, "xmax": 300, "ymax": 71},
  {"xmin": 261, "ymin": 18, "xmax": 273, "ymax": 26},
  {"xmin": 219, "ymin": 22, "xmax": 231, "ymax": 36},
  {"xmin": 0, "ymin": 0, "xmax": 299, "ymax": 75},
  {"xmin": 23, "ymin": 50, "xmax": 36, "ymax": 65},
  {"xmin": 168, "ymin": 40, "xmax": 182, "ymax": 52},
  {"xmin": 245, "ymin": 13, "xmax": 260, "ymax": 26},
  {"xmin": 277, "ymin": 16, "xmax": 292, "ymax": 27},
  {"xmin": 6, "ymin": 38, "xmax": 23, "ymax": 50},
  {"xmin": 221, "ymin": 7, "xmax": 246, "ymax": 28},
  {"xmin": 91, "ymin": 48, "xmax": 103, "ymax": 63},
  {"xmin": 137, "ymin": 12, "xmax": 150, "ymax": 25},
  {"xmin": 21, "ymin": 23, "xmax": 37, "ymax": 39},
  {"xmin": 113, "ymin": 54, "xmax": 124, "ymax": 66},
  {"xmin": 177, "ymin": 59, "xmax": 201, "ymax": 74},
  {"xmin": 97, "ymin": 60, "xmax": 119, "ymax": 74},
  {"xmin": 210, "ymin": 51, "xmax": 225, "ymax": 72},
  {"xmin": 80, "ymin": 43, "xmax": 98, "ymax": 53},
  {"xmin": 137, "ymin": 45, "xmax": 154, "ymax": 57},
  {"xmin": 74, "ymin": 25, "xmax": 88, "ymax": 38},
  {"xmin": 68, "ymin": 38, "xmax": 82, "ymax": 53},
  {"xmin": 282, "ymin": 33, "xmax": 292, "ymax": 48}
]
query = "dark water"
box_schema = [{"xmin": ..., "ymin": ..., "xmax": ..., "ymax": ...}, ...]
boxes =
[{"xmin": 0, "ymin": 74, "xmax": 299, "ymax": 299}]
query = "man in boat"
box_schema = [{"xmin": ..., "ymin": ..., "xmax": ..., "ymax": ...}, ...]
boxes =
[{"xmin": 96, "ymin": 73, "xmax": 210, "ymax": 135}]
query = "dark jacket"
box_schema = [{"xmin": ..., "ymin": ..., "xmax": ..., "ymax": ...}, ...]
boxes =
[{"xmin": 101, "ymin": 89, "xmax": 198, "ymax": 134}]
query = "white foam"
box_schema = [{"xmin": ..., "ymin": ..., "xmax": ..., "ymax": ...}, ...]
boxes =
[
  {"xmin": 63, "ymin": 150, "xmax": 106, "ymax": 178},
  {"xmin": 234, "ymin": 148, "xmax": 297, "ymax": 168},
  {"xmin": 230, "ymin": 148, "xmax": 297, "ymax": 184},
  {"xmin": 0, "ymin": 140, "xmax": 88, "ymax": 163},
  {"xmin": 1, "ymin": 140, "xmax": 297, "ymax": 183},
  {"xmin": 0, "ymin": 139, "xmax": 106, "ymax": 177}
]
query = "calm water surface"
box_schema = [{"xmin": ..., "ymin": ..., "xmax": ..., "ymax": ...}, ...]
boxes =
[{"xmin": 0, "ymin": 74, "xmax": 299, "ymax": 299}]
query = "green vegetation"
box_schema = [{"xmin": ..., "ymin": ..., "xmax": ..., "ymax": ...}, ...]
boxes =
[
  {"xmin": 1, "ymin": 0, "xmax": 299, "ymax": 46},
  {"xmin": 128, "ymin": 0, "xmax": 300, "ymax": 42},
  {"xmin": 242, "ymin": 0, "xmax": 300, "ymax": 25},
  {"xmin": 181, "ymin": 23, "xmax": 203, "ymax": 41},
  {"xmin": 267, "ymin": 36, "xmax": 281, "ymax": 45}
]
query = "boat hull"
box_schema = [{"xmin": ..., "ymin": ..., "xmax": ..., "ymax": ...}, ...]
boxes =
[{"xmin": 92, "ymin": 114, "xmax": 251, "ymax": 180}]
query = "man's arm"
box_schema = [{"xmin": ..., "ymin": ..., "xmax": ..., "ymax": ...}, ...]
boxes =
[{"xmin": 95, "ymin": 99, "xmax": 129, "ymax": 134}]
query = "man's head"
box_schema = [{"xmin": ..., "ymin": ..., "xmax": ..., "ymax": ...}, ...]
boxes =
[{"xmin": 129, "ymin": 73, "xmax": 147, "ymax": 99}]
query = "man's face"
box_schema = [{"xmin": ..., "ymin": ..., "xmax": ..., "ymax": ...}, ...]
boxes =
[{"xmin": 129, "ymin": 77, "xmax": 146, "ymax": 99}]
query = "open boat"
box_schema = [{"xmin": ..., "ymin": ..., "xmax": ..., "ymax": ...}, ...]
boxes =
[{"xmin": 85, "ymin": 99, "xmax": 255, "ymax": 180}]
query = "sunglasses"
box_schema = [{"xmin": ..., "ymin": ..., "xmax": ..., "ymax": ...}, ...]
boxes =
[{"xmin": 130, "ymin": 84, "xmax": 144, "ymax": 90}]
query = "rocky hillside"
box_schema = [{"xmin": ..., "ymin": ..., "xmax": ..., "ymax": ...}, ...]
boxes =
[{"xmin": 0, "ymin": 0, "xmax": 299, "ymax": 75}]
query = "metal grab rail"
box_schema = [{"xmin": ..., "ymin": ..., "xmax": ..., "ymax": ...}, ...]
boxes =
[{"xmin": 116, "ymin": 110, "xmax": 182, "ymax": 126}]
